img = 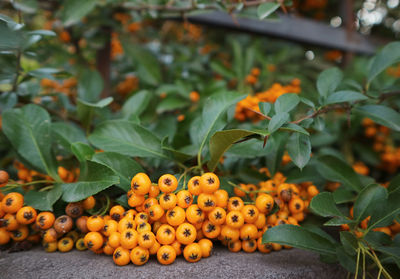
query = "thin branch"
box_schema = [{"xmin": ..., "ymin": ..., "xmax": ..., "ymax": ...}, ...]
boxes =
[{"xmin": 244, "ymin": 107, "xmax": 272, "ymax": 120}]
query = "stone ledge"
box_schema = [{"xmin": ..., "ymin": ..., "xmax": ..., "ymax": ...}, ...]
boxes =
[{"xmin": 0, "ymin": 246, "xmax": 345, "ymax": 279}]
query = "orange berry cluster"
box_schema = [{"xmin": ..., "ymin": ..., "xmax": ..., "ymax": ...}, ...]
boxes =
[
  {"xmin": 13, "ymin": 161, "xmax": 53, "ymax": 184},
  {"xmin": 0, "ymin": 183, "xmax": 96, "ymax": 252},
  {"xmin": 245, "ymin": 67, "xmax": 261, "ymax": 85},
  {"xmin": 40, "ymin": 77, "xmax": 77, "ymax": 97},
  {"xmin": 57, "ymin": 166, "xmax": 80, "ymax": 183},
  {"xmin": 235, "ymin": 79, "xmax": 301, "ymax": 122},
  {"xmin": 111, "ymin": 32, "xmax": 124, "ymax": 59},
  {"xmin": 116, "ymin": 75, "xmax": 139, "ymax": 96},
  {"xmin": 362, "ymin": 118, "xmax": 400, "ymax": 173},
  {"xmin": 341, "ymin": 205, "xmax": 400, "ymax": 238}
]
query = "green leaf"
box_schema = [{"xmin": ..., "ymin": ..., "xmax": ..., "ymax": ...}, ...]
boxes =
[
  {"xmin": 316, "ymin": 155, "xmax": 362, "ymax": 192},
  {"xmin": 388, "ymin": 174, "xmax": 400, "ymax": 194},
  {"xmin": 353, "ymin": 105, "xmax": 400, "ymax": 132},
  {"xmin": 78, "ymin": 69, "xmax": 103, "ymax": 103},
  {"xmin": 0, "ymin": 21, "xmax": 24, "ymax": 51},
  {"xmin": 287, "ymin": 133, "xmax": 311, "ymax": 169},
  {"xmin": 368, "ymin": 42, "xmax": 400, "ymax": 83},
  {"xmin": 354, "ymin": 183, "xmax": 387, "ymax": 222},
  {"xmin": 190, "ymin": 92, "xmax": 244, "ymax": 152},
  {"xmin": 121, "ymin": 90, "xmax": 151, "ymax": 119},
  {"xmin": 210, "ymin": 61, "xmax": 235, "ymax": 79},
  {"xmin": 262, "ymin": 224, "xmax": 336, "ymax": 255},
  {"xmin": 156, "ymin": 96, "xmax": 190, "ymax": 114},
  {"xmin": 208, "ymin": 129, "xmax": 259, "ymax": 172},
  {"xmin": 266, "ymin": 132, "xmax": 288, "ymax": 175},
  {"xmin": 78, "ymin": 97, "xmax": 113, "ymax": 108},
  {"xmin": 336, "ymin": 246, "xmax": 357, "ymax": 273},
  {"xmin": 2, "ymin": 104, "xmax": 58, "ymax": 179},
  {"xmin": 52, "ymin": 122, "xmax": 87, "ymax": 152},
  {"xmin": 62, "ymin": 161, "xmax": 119, "ymax": 202},
  {"xmin": 28, "ymin": 68, "xmax": 60, "ymax": 79},
  {"xmin": 257, "ymin": 3, "xmax": 280, "ymax": 19},
  {"xmin": 275, "ymin": 93, "xmax": 300, "ymax": 113},
  {"xmin": 259, "ymin": 102, "xmax": 271, "ymax": 115},
  {"xmin": 123, "ymin": 42, "xmax": 161, "ymax": 86},
  {"xmin": 333, "ymin": 187, "xmax": 356, "ymax": 204},
  {"xmin": 316, "ymin": 67, "xmax": 343, "ymax": 99},
  {"xmin": 268, "ymin": 112, "xmax": 289, "ymax": 133},
  {"xmin": 310, "ymin": 192, "xmax": 344, "ymax": 217},
  {"xmin": 24, "ymin": 184, "xmax": 62, "ymax": 211},
  {"xmin": 89, "ymin": 120, "xmax": 170, "ymax": 159},
  {"xmin": 339, "ymin": 231, "xmax": 358, "ymax": 256},
  {"xmin": 324, "ymin": 217, "xmax": 354, "ymax": 226},
  {"xmin": 92, "ymin": 152, "xmax": 143, "ymax": 192},
  {"xmin": 367, "ymin": 191, "xmax": 400, "ymax": 229},
  {"xmin": 325, "ymin": 90, "xmax": 368, "ymax": 105},
  {"xmin": 279, "ymin": 123, "xmax": 309, "ymax": 136},
  {"xmin": 300, "ymin": 97, "xmax": 315, "ymax": 108},
  {"xmin": 61, "ymin": 0, "xmax": 97, "ymax": 26},
  {"xmin": 71, "ymin": 143, "xmax": 94, "ymax": 162}
]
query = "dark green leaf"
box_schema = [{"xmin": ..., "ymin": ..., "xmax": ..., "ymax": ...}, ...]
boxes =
[
  {"xmin": 52, "ymin": 122, "xmax": 87, "ymax": 152},
  {"xmin": 316, "ymin": 155, "xmax": 362, "ymax": 192},
  {"xmin": 2, "ymin": 104, "xmax": 58, "ymax": 179},
  {"xmin": 62, "ymin": 161, "xmax": 119, "ymax": 202},
  {"xmin": 354, "ymin": 183, "xmax": 387, "ymax": 222},
  {"xmin": 89, "ymin": 120, "xmax": 170, "ymax": 159},
  {"xmin": 78, "ymin": 97, "xmax": 113, "ymax": 108},
  {"xmin": 262, "ymin": 224, "xmax": 336, "ymax": 255},
  {"xmin": 156, "ymin": 96, "xmax": 190, "ymax": 114},
  {"xmin": 280, "ymin": 123, "xmax": 309, "ymax": 136},
  {"xmin": 24, "ymin": 184, "xmax": 62, "ymax": 211},
  {"xmin": 339, "ymin": 231, "xmax": 358, "ymax": 256},
  {"xmin": 310, "ymin": 192, "xmax": 344, "ymax": 217},
  {"xmin": 259, "ymin": 102, "xmax": 271, "ymax": 115},
  {"xmin": 388, "ymin": 174, "xmax": 400, "ymax": 194},
  {"xmin": 268, "ymin": 112, "xmax": 289, "ymax": 133},
  {"xmin": 208, "ymin": 129, "xmax": 259, "ymax": 172},
  {"xmin": 325, "ymin": 90, "xmax": 368, "ymax": 105},
  {"xmin": 324, "ymin": 217, "xmax": 354, "ymax": 226},
  {"xmin": 92, "ymin": 152, "xmax": 143, "ymax": 191},
  {"xmin": 121, "ymin": 90, "xmax": 151, "ymax": 119},
  {"xmin": 336, "ymin": 246, "xmax": 357, "ymax": 273},
  {"xmin": 368, "ymin": 42, "xmax": 400, "ymax": 83},
  {"xmin": 353, "ymin": 105, "xmax": 400, "ymax": 131},
  {"xmin": 317, "ymin": 67, "xmax": 343, "ymax": 98},
  {"xmin": 287, "ymin": 133, "xmax": 311, "ymax": 169},
  {"xmin": 78, "ymin": 69, "xmax": 103, "ymax": 103},
  {"xmin": 333, "ymin": 187, "xmax": 356, "ymax": 204},
  {"xmin": 275, "ymin": 93, "xmax": 300, "ymax": 113},
  {"xmin": 71, "ymin": 143, "xmax": 94, "ymax": 162}
]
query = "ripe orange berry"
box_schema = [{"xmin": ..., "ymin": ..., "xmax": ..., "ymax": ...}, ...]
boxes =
[
  {"xmin": 0, "ymin": 228, "xmax": 10, "ymax": 245},
  {"xmin": 255, "ymin": 194, "xmax": 274, "ymax": 214},
  {"xmin": 137, "ymin": 222, "xmax": 151, "ymax": 233},
  {"xmin": 103, "ymin": 219, "xmax": 118, "ymax": 236},
  {"xmin": 2, "ymin": 213, "xmax": 19, "ymax": 231},
  {"xmin": 159, "ymin": 193, "xmax": 177, "ymax": 210},
  {"xmin": 149, "ymin": 184, "xmax": 160, "ymax": 198},
  {"xmin": 214, "ymin": 189, "xmax": 228, "ymax": 208},
  {"xmin": 0, "ymin": 170, "xmax": 9, "ymax": 187},
  {"xmin": 288, "ymin": 198, "xmax": 305, "ymax": 214},
  {"xmin": 149, "ymin": 204, "xmax": 164, "ymax": 221},
  {"xmin": 176, "ymin": 223, "xmax": 197, "ymax": 245},
  {"xmin": 257, "ymin": 238, "xmax": 272, "ymax": 253},
  {"xmin": 135, "ymin": 212, "xmax": 149, "ymax": 224},
  {"xmin": 198, "ymin": 238, "xmax": 213, "ymax": 258},
  {"xmin": 171, "ymin": 240, "xmax": 182, "ymax": 256},
  {"xmin": 84, "ymin": 231, "xmax": 103, "ymax": 250},
  {"xmin": 227, "ymin": 197, "xmax": 244, "ymax": 211},
  {"xmin": 197, "ymin": 193, "xmax": 216, "ymax": 212},
  {"xmin": 149, "ymin": 240, "xmax": 161, "ymax": 255},
  {"xmin": 254, "ymin": 213, "xmax": 267, "ymax": 229},
  {"xmin": 242, "ymin": 239, "xmax": 257, "ymax": 252},
  {"xmin": 157, "ymin": 245, "xmax": 176, "ymax": 265},
  {"xmin": 186, "ymin": 204, "xmax": 205, "ymax": 224},
  {"xmin": 138, "ymin": 231, "xmax": 156, "ymax": 249},
  {"xmin": 156, "ymin": 224, "xmax": 175, "ymax": 245},
  {"xmin": 110, "ymin": 205, "xmax": 125, "ymax": 222},
  {"xmin": 221, "ymin": 225, "xmax": 240, "ymax": 242},
  {"xmin": 2, "ymin": 192, "xmax": 24, "ymax": 214},
  {"xmin": 240, "ymin": 224, "xmax": 258, "ymax": 240},
  {"xmin": 166, "ymin": 206, "xmax": 186, "ymax": 227},
  {"xmin": 130, "ymin": 246, "xmax": 149, "ymax": 265},
  {"xmin": 76, "ymin": 216, "xmax": 89, "ymax": 233},
  {"xmin": 241, "ymin": 205, "xmax": 259, "ymax": 224},
  {"xmin": 158, "ymin": 174, "xmax": 178, "ymax": 193},
  {"xmin": 307, "ymin": 185, "xmax": 319, "ymax": 197},
  {"xmin": 202, "ymin": 220, "xmax": 221, "ymax": 239},
  {"xmin": 120, "ymin": 229, "xmax": 138, "ymax": 249},
  {"xmin": 128, "ymin": 193, "xmax": 145, "ymax": 207},
  {"xmin": 113, "ymin": 247, "xmax": 131, "ymax": 266},
  {"xmin": 143, "ymin": 197, "xmax": 158, "ymax": 213},
  {"xmin": 183, "ymin": 243, "xmax": 202, "ymax": 263},
  {"xmin": 87, "ymin": 216, "xmax": 105, "ymax": 232},
  {"xmin": 58, "ymin": 237, "xmax": 74, "ymax": 252},
  {"xmin": 226, "ymin": 211, "xmax": 245, "ymax": 229},
  {"xmin": 36, "ymin": 212, "xmax": 55, "ymax": 230},
  {"xmin": 199, "ymin": 172, "xmax": 220, "ymax": 194},
  {"xmin": 43, "ymin": 228, "xmax": 58, "ymax": 243},
  {"xmin": 10, "ymin": 225, "xmax": 29, "ymax": 241},
  {"xmin": 228, "ymin": 240, "xmax": 241, "ymax": 252},
  {"xmin": 108, "ymin": 231, "xmax": 121, "ymax": 248},
  {"xmin": 188, "ymin": 176, "xmax": 202, "ymax": 195},
  {"xmin": 208, "ymin": 207, "xmax": 226, "ymax": 225},
  {"xmin": 16, "ymin": 206, "xmax": 37, "ymax": 225},
  {"xmin": 189, "ymin": 91, "xmax": 200, "ymax": 102},
  {"xmin": 82, "ymin": 196, "xmax": 96, "ymax": 210},
  {"xmin": 177, "ymin": 190, "xmax": 193, "ymax": 208},
  {"xmin": 103, "ymin": 243, "xmax": 115, "ymax": 255},
  {"xmin": 131, "ymin": 173, "xmax": 151, "ymax": 195}
]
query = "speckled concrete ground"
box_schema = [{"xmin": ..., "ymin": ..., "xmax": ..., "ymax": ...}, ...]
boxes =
[{"xmin": 0, "ymin": 246, "xmax": 346, "ymax": 279}]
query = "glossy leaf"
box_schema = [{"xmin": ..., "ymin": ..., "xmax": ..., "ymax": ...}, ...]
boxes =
[
  {"xmin": 62, "ymin": 161, "xmax": 119, "ymax": 202},
  {"xmin": 316, "ymin": 67, "xmax": 343, "ymax": 99},
  {"xmin": 310, "ymin": 192, "xmax": 344, "ymax": 217},
  {"xmin": 24, "ymin": 184, "xmax": 62, "ymax": 211},
  {"xmin": 77, "ymin": 69, "xmax": 103, "ymax": 103},
  {"xmin": 368, "ymin": 42, "xmax": 400, "ymax": 83},
  {"xmin": 268, "ymin": 112, "xmax": 289, "ymax": 133},
  {"xmin": 287, "ymin": 133, "xmax": 311, "ymax": 169},
  {"xmin": 121, "ymin": 90, "xmax": 151, "ymax": 119},
  {"xmin": 52, "ymin": 122, "xmax": 87, "ymax": 151},
  {"xmin": 2, "ymin": 104, "xmax": 58, "ymax": 179},
  {"xmin": 257, "ymin": 3, "xmax": 280, "ymax": 19},
  {"xmin": 354, "ymin": 183, "xmax": 387, "ymax": 222},
  {"xmin": 275, "ymin": 93, "xmax": 300, "ymax": 113},
  {"xmin": 353, "ymin": 105, "xmax": 400, "ymax": 132},
  {"xmin": 89, "ymin": 120, "xmax": 170, "ymax": 159},
  {"xmin": 61, "ymin": 0, "xmax": 97, "ymax": 26},
  {"xmin": 325, "ymin": 90, "xmax": 368, "ymax": 105}
]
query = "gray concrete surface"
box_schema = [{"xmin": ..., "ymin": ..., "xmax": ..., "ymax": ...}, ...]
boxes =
[{"xmin": 0, "ymin": 246, "xmax": 346, "ymax": 279}]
